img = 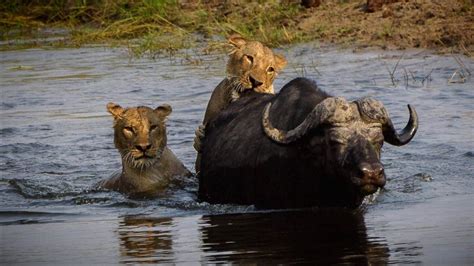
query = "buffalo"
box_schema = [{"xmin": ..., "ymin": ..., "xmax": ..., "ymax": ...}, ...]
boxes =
[{"xmin": 198, "ymin": 77, "xmax": 418, "ymax": 209}]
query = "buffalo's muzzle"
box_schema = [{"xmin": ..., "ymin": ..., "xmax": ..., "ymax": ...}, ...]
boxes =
[{"xmin": 352, "ymin": 162, "xmax": 386, "ymax": 194}]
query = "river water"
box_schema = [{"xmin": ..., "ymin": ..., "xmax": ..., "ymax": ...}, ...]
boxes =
[{"xmin": 1, "ymin": 43, "xmax": 473, "ymax": 264}]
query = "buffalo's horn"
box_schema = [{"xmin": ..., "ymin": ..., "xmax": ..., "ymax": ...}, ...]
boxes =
[
  {"xmin": 382, "ymin": 104, "xmax": 418, "ymax": 146},
  {"xmin": 355, "ymin": 97, "xmax": 389, "ymax": 124},
  {"xmin": 262, "ymin": 97, "xmax": 346, "ymax": 144},
  {"xmin": 355, "ymin": 97, "xmax": 418, "ymax": 146}
]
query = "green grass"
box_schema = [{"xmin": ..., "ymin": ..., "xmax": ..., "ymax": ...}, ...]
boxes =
[
  {"xmin": 0, "ymin": 0, "xmax": 305, "ymax": 55},
  {"xmin": 1, "ymin": 0, "xmax": 471, "ymax": 57}
]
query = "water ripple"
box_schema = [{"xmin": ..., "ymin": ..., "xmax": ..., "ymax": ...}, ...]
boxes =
[{"xmin": 9, "ymin": 179, "xmax": 83, "ymax": 199}]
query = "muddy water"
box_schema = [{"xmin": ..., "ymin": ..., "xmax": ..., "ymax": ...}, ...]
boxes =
[{"xmin": 1, "ymin": 44, "xmax": 473, "ymax": 264}]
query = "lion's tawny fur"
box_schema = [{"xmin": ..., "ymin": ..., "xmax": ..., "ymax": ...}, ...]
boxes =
[
  {"xmin": 194, "ymin": 34, "xmax": 287, "ymax": 172},
  {"xmin": 98, "ymin": 103, "xmax": 191, "ymax": 198}
]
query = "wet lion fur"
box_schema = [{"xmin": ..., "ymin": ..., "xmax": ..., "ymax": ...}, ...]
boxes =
[{"xmin": 98, "ymin": 103, "xmax": 191, "ymax": 198}]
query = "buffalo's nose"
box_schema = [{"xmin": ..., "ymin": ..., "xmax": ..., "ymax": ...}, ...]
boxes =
[
  {"xmin": 249, "ymin": 76, "xmax": 263, "ymax": 88},
  {"xmin": 136, "ymin": 144, "xmax": 152, "ymax": 152},
  {"xmin": 359, "ymin": 162, "xmax": 386, "ymax": 187}
]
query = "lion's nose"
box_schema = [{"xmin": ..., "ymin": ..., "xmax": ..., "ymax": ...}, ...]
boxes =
[
  {"xmin": 249, "ymin": 76, "xmax": 263, "ymax": 88},
  {"xmin": 135, "ymin": 144, "xmax": 152, "ymax": 152}
]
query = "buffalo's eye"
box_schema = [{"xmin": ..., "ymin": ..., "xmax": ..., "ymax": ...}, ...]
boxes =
[
  {"xmin": 366, "ymin": 127, "xmax": 384, "ymax": 143},
  {"xmin": 328, "ymin": 128, "xmax": 349, "ymax": 144},
  {"xmin": 329, "ymin": 138, "xmax": 347, "ymax": 145},
  {"xmin": 372, "ymin": 139, "xmax": 384, "ymax": 149},
  {"xmin": 373, "ymin": 136, "xmax": 384, "ymax": 146},
  {"xmin": 244, "ymin": 55, "xmax": 254, "ymax": 64},
  {"xmin": 309, "ymin": 136, "xmax": 324, "ymax": 146}
]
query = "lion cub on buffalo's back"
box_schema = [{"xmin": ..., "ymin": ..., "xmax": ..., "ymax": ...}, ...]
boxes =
[
  {"xmin": 194, "ymin": 34, "xmax": 287, "ymax": 170},
  {"xmin": 200, "ymin": 34, "xmax": 287, "ymax": 128},
  {"xmin": 98, "ymin": 102, "xmax": 191, "ymax": 198}
]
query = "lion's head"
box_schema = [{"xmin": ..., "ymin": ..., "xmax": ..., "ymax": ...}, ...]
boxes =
[
  {"xmin": 107, "ymin": 102, "xmax": 172, "ymax": 169},
  {"xmin": 226, "ymin": 34, "xmax": 287, "ymax": 94}
]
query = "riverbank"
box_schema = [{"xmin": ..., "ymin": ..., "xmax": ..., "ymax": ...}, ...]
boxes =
[{"xmin": 1, "ymin": 0, "xmax": 472, "ymax": 56}]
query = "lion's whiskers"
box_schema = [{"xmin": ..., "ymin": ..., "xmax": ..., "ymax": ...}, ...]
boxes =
[
  {"xmin": 227, "ymin": 77, "xmax": 247, "ymax": 102},
  {"xmin": 120, "ymin": 147, "xmax": 165, "ymax": 171}
]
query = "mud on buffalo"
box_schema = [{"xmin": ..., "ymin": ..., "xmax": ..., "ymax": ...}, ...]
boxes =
[{"xmin": 198, "ymin": 77, "xmax": 418, "ymax": 209}]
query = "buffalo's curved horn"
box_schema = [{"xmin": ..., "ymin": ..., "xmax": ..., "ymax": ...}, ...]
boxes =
[
  {"xmin": 262, "ymin": 102, "xmax": 320, "ymax": 144},
  {"xmin": 356, "ymin": 97, "xmax": 418, "ymax": 146},
  {"xmin": 382, "ymin": 104, "xmax": 418, "ymax": 146},
  {"xmin": 262, "ymin": 97, "xmax": 350, "ymax": 144}
]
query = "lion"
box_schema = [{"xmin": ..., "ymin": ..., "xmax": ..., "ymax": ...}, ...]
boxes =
[
  {"xmin": 194, "ymin": 34, "xmax": 287, "ymax": 171},
  {"xmin": 97, "ymin": 102, "xmax": 192, "ymax": 198}
]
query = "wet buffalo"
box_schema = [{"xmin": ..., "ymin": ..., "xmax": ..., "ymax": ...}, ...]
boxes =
[{"xmin": 198, "ymin": 77, "xmax": 418, "ymax": 209}]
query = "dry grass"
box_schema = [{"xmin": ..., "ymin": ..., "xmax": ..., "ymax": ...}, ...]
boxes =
[
  {"xmin": 295, "ymin": 0, "xmax": 473, "ymax": 55},
  {"xmin": 1, "ymin": 0, "xmax": 472, "ymax": 56}
]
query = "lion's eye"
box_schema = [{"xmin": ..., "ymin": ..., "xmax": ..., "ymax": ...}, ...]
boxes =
[
  {"xmin": 150, "ymin": 125, "xmax": 158, "ymax": 131},
  {"xmin": 244, "ymin": 55, "xmax": 254, "ymax": 64},
  {"xmin": 267, "ymin": 67, "xmax": 275, "ymax": 74},
  {"xmin": 123, "ymin": 127, "xmax": 134, "ymax": 134}
]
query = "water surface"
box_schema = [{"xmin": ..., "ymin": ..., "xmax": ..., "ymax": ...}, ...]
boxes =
[{"xmin": 1, "ymin": 44, "xmax": 473, "ymax": 264}]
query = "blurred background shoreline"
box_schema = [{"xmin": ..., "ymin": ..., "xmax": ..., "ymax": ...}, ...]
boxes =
[{"xmin": 1, "ymin": 0, "xmax": 472, "ymax": 57}]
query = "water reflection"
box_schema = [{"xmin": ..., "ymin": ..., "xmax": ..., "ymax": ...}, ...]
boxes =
[
  {"xmin": 118, "ymin": 210, "xmax": 391, "ymax": 264},
  {"xmin": 118, "ymin": 216, "xmax": 173, "ymax": 264},
  {"xmin": 201, "ymin": 210, "xmax": 390, "ymax": 264}
]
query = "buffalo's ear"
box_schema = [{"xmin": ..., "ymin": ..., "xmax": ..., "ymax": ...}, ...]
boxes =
[
  {"xmin": 274, "ymin": 53, "xmax": 287, "ymax": 72},
  {"xmin": 228, "ymin": 34, "xmax": 247, "ymax": 49},
  {"xmin": 155, "ymin": 104, "xmax": 172, "ymax": 119},
  {"xmin": 107, "ymin": 102, "xmax": 124, "ymax": 119}
]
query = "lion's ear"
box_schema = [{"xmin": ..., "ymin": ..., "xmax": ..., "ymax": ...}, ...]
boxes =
[
  {"xmin": 155, "ymin": 104, "xmax": 172, "ymax": 118},
  {"xmin": 107, "ymin": 102, "xmax": 124, "ymax": 118},
  {"xmin": 274, "ymin": 54, "xmax": 287, "ymax": 72},
  {"xmin": 228, "ymin": 34, "xmax": 247, "ymax": 49}
]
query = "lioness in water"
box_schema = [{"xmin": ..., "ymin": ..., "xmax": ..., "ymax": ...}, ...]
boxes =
[
  {"xmin": 194, "ymin": 34, "xmax": 287, "ymax": 171},
  {"xmin": 98, "ymin": 102, "xmax": 191, "ymax": 198}
]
